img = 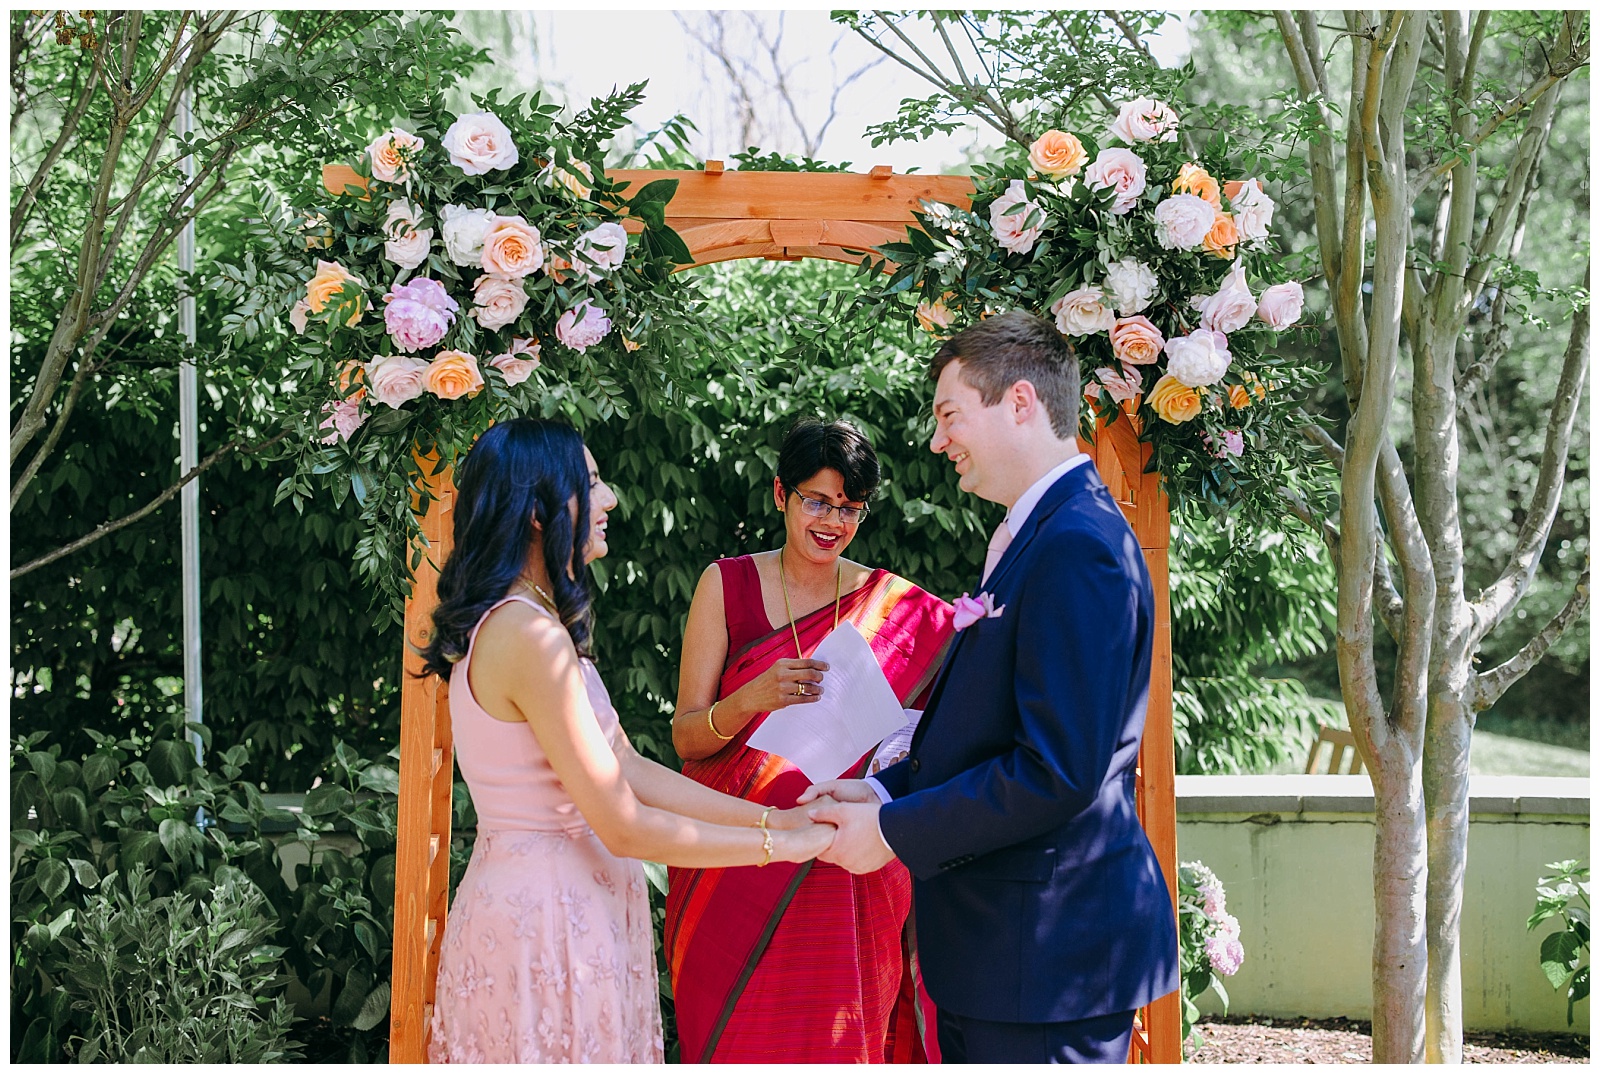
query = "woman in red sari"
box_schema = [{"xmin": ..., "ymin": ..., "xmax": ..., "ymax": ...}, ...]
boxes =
[{"xmin": 664, "ymin": 418, "xmax": 955, "ymax": 1063}]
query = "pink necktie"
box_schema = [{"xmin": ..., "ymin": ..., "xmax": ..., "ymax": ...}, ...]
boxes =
[{"xmin": 981, "ymin": 520, "xmax": 1013, "ymax": 585}]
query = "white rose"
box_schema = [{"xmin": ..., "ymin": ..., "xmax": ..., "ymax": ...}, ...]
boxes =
[
  {"xmin": 1164, "ymin": 329, "xmax": 1233, "ymax": 388},
  {"xmin": 383, "ymin": 198, "xmax": 432, "ymax": 271},
  {"xmin": 1154, "ymin": 193, "xmax": 1216, "ymax": 250},
  {"xmin": 1193, "ymin": 263, "xmax": 1257, "ymax": 333},
  {"xmin": 439, "ymin": 204, "xmax": 496, "ymax": 267},
  {"xmin": 571, "ymin": 221, "xmax": 628, "ymax": 280},
  {"xmin": 1109, "ymin": 97, "xmax": 1181, "ymax": 144},
  {"xmin": 1104, "ymin": 259, "xmax": 1159, "ymax": 315},
  {"xmin": 989, "ymin": 179, "xmax": 1048, "ymax": 255},
  {"xmin": 441, "ymin": 111, "xmax": 519, "ymax": 176},
  {"xmin": 1230, "ymin": 178, "xmax": 1276, "ymax": 244},
  {"xmin": 1050, "ymin": 286, "xmax": 1116, "ymax": 336},
  {"xmin": 1257, "ymin": 281, "xmax": 1306, "ymax": 329}
]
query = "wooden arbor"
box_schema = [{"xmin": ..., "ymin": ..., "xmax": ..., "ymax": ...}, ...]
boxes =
[{"xmin": 339, "ymin": 164, "xmax": 1182, "ymax": 1064}]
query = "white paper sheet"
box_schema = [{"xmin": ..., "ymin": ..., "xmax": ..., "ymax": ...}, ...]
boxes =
[
  {"xmin": 744, "ymin": 622, "xmax": 912, "ymax": 784},
  {"xmin": 869, "ymin": 710, "xmax": 922, "ymax": 775}
]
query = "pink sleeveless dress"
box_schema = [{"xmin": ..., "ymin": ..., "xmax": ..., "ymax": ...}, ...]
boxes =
[{"xmin": 428, "ymin": 594, "xmax": 663, "ymax": 1063}]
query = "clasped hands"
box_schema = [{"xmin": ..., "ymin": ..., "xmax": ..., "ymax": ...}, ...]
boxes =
[{"xmin": 782, "ymin": 779, "xmax": 896, "ymax": 874}]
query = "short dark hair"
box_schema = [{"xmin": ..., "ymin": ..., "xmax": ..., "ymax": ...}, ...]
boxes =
[
  {"xmin": 928, "ymin": 310, "xmax": 1080, "ymax": 438},
  {"xmin": 777, "ymin": 417, "xmax": 880, "ymax": 502}
]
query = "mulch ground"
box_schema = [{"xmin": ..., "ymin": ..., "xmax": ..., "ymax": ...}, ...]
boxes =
[{"xmin": 1185, "ymin": 1015, "xmax": 1590, "ymax": 1064}]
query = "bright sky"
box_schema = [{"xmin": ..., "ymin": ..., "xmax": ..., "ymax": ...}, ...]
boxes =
[{"xmin": 462, "ymin": 9, "xmax": 1193, "ymax": 174}]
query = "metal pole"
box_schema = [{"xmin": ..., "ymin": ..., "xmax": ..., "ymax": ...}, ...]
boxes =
[{"xmin": 178, "ymin": 82, "xmax": 203, "ymax": 769}]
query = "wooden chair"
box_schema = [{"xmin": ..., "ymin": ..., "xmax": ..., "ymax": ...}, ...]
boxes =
[{"xmin": 1304, "ymin": 726, "xmax": 1367, "ymax": 775}]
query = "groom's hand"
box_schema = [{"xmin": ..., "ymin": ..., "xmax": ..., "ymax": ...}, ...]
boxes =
[
  {"xmin": 796, "ymin": 778, "xmax": 877, "ymax": 805},
  {"xmin": 805, "ymin": 799, "xmax": 895, "ymax": 873}
]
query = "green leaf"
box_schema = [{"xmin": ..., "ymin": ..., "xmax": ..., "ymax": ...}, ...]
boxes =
[
  {"xmin": 358, "ymin": 764, "xmax": 401, "ymax": 796},
  {"xmin": 641, "ymin": 859, "xmax": 667, "ymax": 895},
  {"xmin": 158, "ymin": 817, "xmax": 199, "ymax": 863},
  {"xmin": 36, "ymin": 858, "xmax": 70, "ymax": 900},
  {"xmin": 67, "ymin": 856, "xmax": 100, "ymax": 890},
  {"xmin": 353, "ymin": 980, "xmax": 392, "ymax": 1032},
  {"xmin": 82, "ymin": 752, "xmax": 117, "ymax": 792},
  {"xmin": 1540, "ymin": 930, "xmax": 1584, "ymax": 989}
]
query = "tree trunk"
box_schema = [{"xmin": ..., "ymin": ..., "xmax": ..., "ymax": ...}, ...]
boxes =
[
  {"xmin": 1423, "ymin": 679, "xmax": 1473, "ymax": 1063},
  {"xmin": 1370, "ymin": 752, "xmax": 1430, "ymax": 1062}
]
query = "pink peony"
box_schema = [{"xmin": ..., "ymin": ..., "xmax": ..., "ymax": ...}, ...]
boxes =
[
  {"xmin": 383, "ymin": 277, "xmax": 459, "ymax": 353},
  {"xmin": 1110, "ymin": 315, "xmax": 1165, "ymax": 365},
  {"xmin": 468, "ymin": 275, "xmax": 529, "ymax": 332},
  {"xmin": 366, "ymin": 127, "xmax": 424, "ymax": 184},
  {"xmin": 1205, "ymin": 932, "xmax": 1245, "ymax": 976},
  {"xmin": 1091, "ymin": 365, "xmax": 1144, "ymax": 405},
  {"xmin": 555, "ymin": 301, "xmax": 612, "ymax": 352},
  {"xmin": 1164, "ymin": 329, "xmax": 1233, "ymax": 388},
  {"xmin": 1109, "ymin": 97, "xmax": 1181, "ymax": 144},
  {"xmin": 1228, "ymin": 178, "xmax": 1276, "ymax": 243},
  {"xmin": 989, "ymin": 179, "xmax": 1048, "ymax": 255},
  {"xmin": 1154, "ymin": 193, "xmax": 1216, "ymax": 250},
  {"xmin": 1051, "ymin": 286, "xmax": 1116, "ymax": 336},
  {"xmin": 1084, "ymin": 147, "xmax": 1147, "ymax": 215},
  {"xmin": 365, "ymin": 354, "xmax": 429, "ymax": 409},
  {"xmin": 488, "ymin": 337, "xmax": 541, "ymax": 387},
  {"xmin": 1257, "ymin": 281, "xmax": 1306, "ymax": 330},
  {"xmin": 1194, "ymin": 263, "xmax": 1257, "ymax": 333},
  {"xmin": 480, "ymin": 214, "xmax": 545, "ymax": 279},
  {"xmin": 1221, "ymin": 429, "xmax": 1245, "ymax": 457},
  {"xmin": 1200, "ymin": 880, "xmax": 1228, "ymax": 920},
  {"xmin": 318, "ymin": 393, "xmax": 366, "ymax": 444},
  {"xmin": 441, "ymin": 111, "xmax": 519, "ymax": 175}
]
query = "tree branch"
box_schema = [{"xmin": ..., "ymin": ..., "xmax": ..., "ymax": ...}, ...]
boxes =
[
  {"xmin": 10, "ymin": 36, "xmax": 106, "ymax": 245},
  {"xmin": 1472, "ymin": 566, "xmax": 1590, "ymax": 712},
  {"xmin": 1462, "ymin": 83, "xmax": 1560, "ymax": 311},
  {"xmin": 11, "ymin": 430, "xmax": 292, "ymax": 580},
  {"xmin": 1472, "ymin": 272, "xmax": 1590, "ymax": 638}
]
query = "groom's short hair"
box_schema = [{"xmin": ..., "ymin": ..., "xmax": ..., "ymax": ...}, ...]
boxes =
[{"xmin": 928, "ymin": 310, "xmax": 1079, "ymax": 439}]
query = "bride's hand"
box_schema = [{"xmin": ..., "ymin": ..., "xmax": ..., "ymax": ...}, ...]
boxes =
[
  {"xmin": 768, "ymin": 802, "xmax": 831, "ymax": 829},
  {"xmin": 731, "ymin": 657, "xmax": 829, "ymax": 715},
  {"xmin": 776, "ymin": 820, "xmax": 836, "ymax": 863}
]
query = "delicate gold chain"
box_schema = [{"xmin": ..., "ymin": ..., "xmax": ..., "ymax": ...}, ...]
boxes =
[
  {"xmin": 777, "ymin": 548, "xmax": 841, "ymax": 659},
  {"xmin": 517, "ymin": 577, "xmax": 558, "ymax": 614}
]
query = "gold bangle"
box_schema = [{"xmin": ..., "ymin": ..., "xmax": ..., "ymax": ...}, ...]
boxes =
[
  {"xmin": 758, "ymin": 806, "xmax": 774, "ymax": 831},
  {"xmin": 758, "ymin": 826, "xmax": 774, "ymax": 868},
  {"xmin": 706, "ymin": 700, "xmax": 734, "ymax": 741}
]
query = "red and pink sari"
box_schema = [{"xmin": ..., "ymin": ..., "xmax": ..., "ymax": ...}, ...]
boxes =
[{"xmin": 664, "ymin": 558, "xmax": 953, "ymax": 1063}]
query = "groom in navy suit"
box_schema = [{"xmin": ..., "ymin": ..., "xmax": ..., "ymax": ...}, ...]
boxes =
[{"xmin": 803, "ymin": 310, "xmax": 1177, "ymax": 1063}]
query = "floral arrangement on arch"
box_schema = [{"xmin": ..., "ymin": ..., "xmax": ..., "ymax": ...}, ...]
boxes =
[
  {"xmin": 270, "ymin": 87, "xmax": 702, "ymax": 615},
  {"xmin": 1177, "ymin": 859, "xmax": 1245, "ymax": 1045},
  {"xmin": 866, "ymin": 96, "xmax": 1325, "ymax": 525}
]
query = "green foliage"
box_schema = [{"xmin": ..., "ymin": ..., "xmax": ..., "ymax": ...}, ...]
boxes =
[
  {"xmin": 1528, "ymin": 859, "xmax": 1591, "ymax": 1026},
  {"xmin": 56, "ymin": 865, "xmax": 297, "ymax": 1063},
  {"xmin": 1176, "ymin": 860, "xmax": 1242, "ymax": 1048}
]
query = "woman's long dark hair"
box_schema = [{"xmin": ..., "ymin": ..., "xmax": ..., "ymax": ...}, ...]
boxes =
[{"xmin": 419, "ymin": 418, "xmax": 594, "ymax": 678}]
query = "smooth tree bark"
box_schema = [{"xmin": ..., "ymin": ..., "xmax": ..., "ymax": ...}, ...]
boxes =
[{"xmin": 1275, "ymin": 9, "xmax": 1589, "ymax": 1063}]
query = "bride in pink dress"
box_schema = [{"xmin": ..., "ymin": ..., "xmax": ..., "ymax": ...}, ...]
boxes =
[{"xmin": 418, "ymin": 419, "xmax": 836, "ymax": 1063}]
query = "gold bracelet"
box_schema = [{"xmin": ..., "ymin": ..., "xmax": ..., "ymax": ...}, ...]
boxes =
[
  {"xmin": 758, "ymin": 806, "xmax": 774, "ymax": 831},
  {"xmin": 706, "ymin": 700, "xmax": 734, "ymax": 741},
  {"xmin": 758, "ymin": 826, "xmax": 774, "ymax": 868}
]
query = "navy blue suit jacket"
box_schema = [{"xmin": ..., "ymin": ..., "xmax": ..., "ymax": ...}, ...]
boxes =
[{"xmin": 876, "ymin": 461, "xmax": 1178, "ymax": 1023}]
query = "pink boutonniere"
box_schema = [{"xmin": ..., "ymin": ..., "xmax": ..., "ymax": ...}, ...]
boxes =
[{"xmin": 953, "ymin": 591, "xmax": 1005, "ymax": 631}]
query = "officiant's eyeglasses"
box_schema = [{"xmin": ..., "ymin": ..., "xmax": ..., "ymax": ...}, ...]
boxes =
[{"xmin": 794, "ymin": 493, "xmax": 869, "ymax": 525}]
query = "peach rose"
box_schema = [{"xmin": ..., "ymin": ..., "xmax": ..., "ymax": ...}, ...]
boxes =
[
  {"xmin": 335, "ymin": 360, "xmax": 365, "ymax": 394},
  {"xmin": 1227, "ymin": 382, "xmax": 1253, "ymax": 409},
  {"xmin": 480, "ymin": 215, "xmax": 545, "ymax": 279},
  {"xmin": 1148, "ymin": 373, "xmax": 1203, "ymax": 423},
  {"xmin": 365, "ymin": 354, "xmax": 428, "ymax": 409},
  {"xmin": 1084, "ymin": 147, "xmax": 1148, "ymax": 215},
  {"xmin": 488, "ymin": 337, "xmax": 541, "ymax": 387},
  {"xmin": 1028, "ymin": 129, "xmax": 1088, "ymax": 181},
  {"xmin": 1050, "ymin": 286, "xmax": 1116, "ymax": 336},
  {"xmin": 1110, "ymin": 315, "xmax": 1165, "ymax": 365},
  {"xmin": 423, "ymin": 350, "xmax": 483, "ymax": 400},
  {"xmin": 1173, "ymin": 162, "xmax": 1222, "ymax": 209},
  {"xmin": 539, "ymin": 157, "xmax": 593, "ymax": 199},
  {"xmin": 366, "ymin": 127, "xmax": 424, "ymax": 184},
  {"xmin": 469, "ymin": 275, "xmax": 529, "ymax": 332},
  {"xmin": 304, "ymin": 260, "xmax": 365, "ymax": 326},
  {"xmin": 916, "ymin": 298, "xmax": 955, "ymax": 335},
  {"xmin": 1202, "ymin": 212, "xmax": 1239, "ymax": 260}
]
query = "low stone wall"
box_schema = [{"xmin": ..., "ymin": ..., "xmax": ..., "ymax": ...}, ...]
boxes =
[{"xmin": 1178, "ymin": 774, "xmax": 1590, "ymax": 1034}]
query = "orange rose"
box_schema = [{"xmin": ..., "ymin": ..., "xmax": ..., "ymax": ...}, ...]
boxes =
[
  {"xmin": 1227, "ymin": 383, "xmax": 1252, "ymax": 409},
  {"xmin": 1028, "ymin": 129, "xmax": 1089, "ymax": 181},
  {"xmin": 1242, "ymin": 370, "xmax": 1268, "ymax": 400},
  {"xmin": 1174, "ymin": 162, "xmax": 1222, "ymax": 208},
  {"xmin": 1149, "ymin": 373, "xmax": 1202, "ymax": 423},
  {"xmin": 304, "ymin": 260, "xmax": 365, "ymax": 326},
  {"xmin": 423, "ymin": 350, "xmax": 484, "ymax": 400},
  {"xmin": 1202, "ymin": 212, "xmax": 1239, "ymax": 260},
  {"xmin": 335, "ymin": 360, "xmax": 365, "ymax": 394}
]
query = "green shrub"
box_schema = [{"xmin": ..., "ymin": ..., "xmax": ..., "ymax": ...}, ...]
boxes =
[
  {"xmin": 1528, "ymin": 859, "xmax": 1590, "ymax": 1026},
  {"xmin": 1176, "ymin": 860, "xmax": 1244, "ymax": 1048}
]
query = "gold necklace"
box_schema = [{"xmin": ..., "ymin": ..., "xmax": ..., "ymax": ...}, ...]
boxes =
[
  {"xmin": 777, "ymin": 548, "xmax": 841, "ymax": 659},
  {"xmin": 517, "ymin": 577, "xmax": 558, "ymax": 614}
]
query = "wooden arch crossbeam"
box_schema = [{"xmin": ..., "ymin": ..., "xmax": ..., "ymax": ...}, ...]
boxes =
[{"xmin": 320, "ymin": 163, "xmax": 1181, "ymax": 1064}]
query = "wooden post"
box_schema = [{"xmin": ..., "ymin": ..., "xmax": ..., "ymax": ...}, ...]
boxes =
[{"xmin": 366, "ymin": 164, "xmax": 1183, "ymax": 1063}]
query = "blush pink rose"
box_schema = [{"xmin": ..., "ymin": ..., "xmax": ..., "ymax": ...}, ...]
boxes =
[
  {"xmin": 1193, "ymin": 263, "xmax": 1257, "ymax": 333},
  {"xmin": 1084, "ymin": 148, "xmax": 1147, "ymax": 215},
  {"xmin": 488, "ymin": 337, "xmax": 541, "ymax": 387},
  {"xmin": 365, "ymin": 354, "xmax": 429, "ymax": 409},
  {"xmin": 469, "ymin": 275, "xmax": 529, "ymax": 332},
  {"xmin": 480, "ymin": 215, "xmax": 545, "ymax": 279},
  {"xmin": 318, "ymin": 393, "xmax": 366, "ymax": 444},
  {"xmin": 989, "ymin": 179, "xmax": 1048, "ymax": 254},
  {"xmin": 571, "ymin": 221, "xmax": 628, "ymax": 280},
  {"xmin": 1227, "ymin": 178, "xmax": 1276, "ymax": 243},
  {"xmin": 1091, "ymin": 365, "xmax": 1144, "ymax": 405},
  {"xmin": 555, "ymin": 301, "xmax": 612, "ymax": 352},
  {"xmin": 1256, "ymin": 281, "xmax": 1306, "ymax": 329},
  {"xmin": 366, "ymin": 127, "xmax": 424, "ymax": 184},
  {"xmin": 1050, "ymin": 286, "xmax": 1116, "ymax": 336},
  {"xmin": 1110, "ymin": 315, "xmax": 1165, "ymax": 365},
  {"xmin": 1154, "ymin": 193, "xmax": 1216, "ymax": 250},
  {"xmin": 1109, "ymin": 97, "xmax": 1181, "ymax": 144},
  {"xmin": 288, "ymin": 299, "xmax": 310, "ymax": 335},
  {"xmin": 383, "ymin": 277, "xmax": 459, "ymax": 353},
  {"xmin": 441, "ymin": 111, "xmax": 519, "ymax": 175}
]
